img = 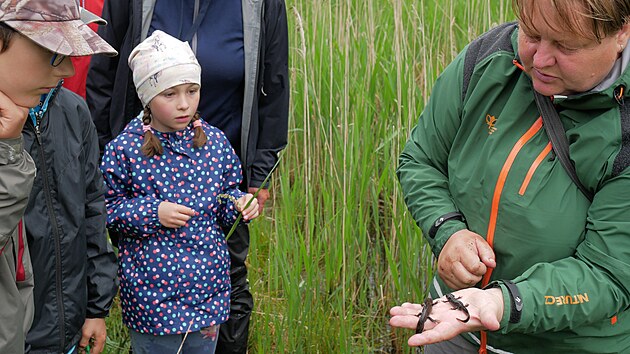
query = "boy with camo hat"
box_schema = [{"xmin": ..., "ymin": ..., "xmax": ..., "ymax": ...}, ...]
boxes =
[{"xmin": 0, "ymin": 0, "xmax": 116, "ymax": 352}]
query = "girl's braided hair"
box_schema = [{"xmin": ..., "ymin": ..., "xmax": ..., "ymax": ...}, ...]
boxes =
[
  {"xmin": 140, "ymin": 108, "xmax": 208, "ymax": 157},
  {"xmin": 192, "ymin": 112, "xmax": 208, "ymax": 147}
]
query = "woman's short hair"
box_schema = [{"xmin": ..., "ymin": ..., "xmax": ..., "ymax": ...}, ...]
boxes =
[{"xmin": 514, "ymin": 0, "xmax": 630, "ymax": 41}]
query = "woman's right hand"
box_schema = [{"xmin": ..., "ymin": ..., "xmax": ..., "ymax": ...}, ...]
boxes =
[
  {"xmin": 438, "ymin": 229, "xmax": 496, "ymax": 290},
  {"xmin": 0, "ymin": 91, "xmax": 29, "ymax": 139},
  {"xmin": 158, "ymin": 201, "xmax": 196, "ymax": 228},
  {"xmin": 389, "ymin": 287, "xmax": 504, "ymax": 347}
]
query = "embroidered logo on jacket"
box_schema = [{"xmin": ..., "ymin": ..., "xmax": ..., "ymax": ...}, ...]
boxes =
[
  {"xmin": 544, "ymin": 293, "xmax": 589, "ymax": 305},
  {"xmin": 486, "ymin": 114, "xmax": 497, "ymax": 134}
]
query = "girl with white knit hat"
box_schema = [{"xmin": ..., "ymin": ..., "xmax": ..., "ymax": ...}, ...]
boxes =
[{"xmin": 100, "ymin": 30, "xmax": 259, "ymax": 354}]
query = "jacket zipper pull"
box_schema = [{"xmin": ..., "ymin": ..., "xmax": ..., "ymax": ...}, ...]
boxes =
[
  {"xmin": 614, "ymin": 85, "xmax": 625, "ymax": 106},
  {"xmin": 34, "ymin": 111, "xmax": 43, "ymax": 144}
]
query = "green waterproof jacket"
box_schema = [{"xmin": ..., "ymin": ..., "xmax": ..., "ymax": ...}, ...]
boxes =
[{"xmin": 398, "ymin": 23, "xmax": 630, "ymax": 353}]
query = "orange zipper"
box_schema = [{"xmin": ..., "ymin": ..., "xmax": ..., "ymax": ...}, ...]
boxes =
[
  {"xmin": 482, "ymin": 116, "xmax": 543, "ymax": 285},
  {"xmin": 479, "ymin": 117, "xmax": 544, "ymax": 354}
]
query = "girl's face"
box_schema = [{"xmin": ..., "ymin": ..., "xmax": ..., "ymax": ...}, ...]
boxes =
[
  {"xmin": 148, "ymin": 83, "xmax": 200, "ymax": 133},
  {"xmin": 517, "ymin": 2, "xmax": 630, "ymax": 96},
  {"xmin": 0, "ymin": 33, "xmax": 75, "ymax": 108}
]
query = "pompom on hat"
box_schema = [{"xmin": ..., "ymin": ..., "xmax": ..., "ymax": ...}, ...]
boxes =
[
  {"xmin": 128, "ymin": 30, "xmax": 201, "ymax": 107},
  {"xmin": 0, "ymin": 0, "xmax": 117, "ymax": 56}
]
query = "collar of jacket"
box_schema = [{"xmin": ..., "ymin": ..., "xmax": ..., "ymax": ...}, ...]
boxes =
[{"xmin": 29, "ymin": 80, "xmax": 63, "ymax": 127}]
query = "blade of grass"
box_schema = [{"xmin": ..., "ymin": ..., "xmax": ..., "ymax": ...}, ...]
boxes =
[{"xmin": 224, "ymin": 153, "xmax": 284, "ymax": 241}]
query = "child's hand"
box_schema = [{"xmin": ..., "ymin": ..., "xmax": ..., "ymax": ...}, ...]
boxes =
[
  {"xmin": 236, "ymin": 193, "xmax": 259, "ymax": 221},
  {"xmin": 0, "ymin": 91, "xmax": 29, "ymax": 139},
  {"xmin": 158, "ymin": 201, "xmax": 196, "ymax": 228}
]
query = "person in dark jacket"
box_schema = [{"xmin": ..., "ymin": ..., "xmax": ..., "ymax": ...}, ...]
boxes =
[
  {"xmin": 22, "ymin": 83, "xmax": 118, "ymax": 354},
  {"xmin": 86, "ymin": 0, "xmax": 289, "ymax": 351},
  {"xmin": 19, "ymin": 9, "xmax": 119, "ymax": 353},
  {"xmin": 102, "ymin": 31, "xmax": 260, "ymax": 353},
  {"xmin": 1, "ymin": 1, "xmax": 117, "ymax": 353}
]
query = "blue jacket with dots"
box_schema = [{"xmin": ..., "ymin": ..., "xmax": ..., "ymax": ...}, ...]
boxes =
[{"xmin": 101, "ymin": 118, "xmax": 245, "ymax": 335}]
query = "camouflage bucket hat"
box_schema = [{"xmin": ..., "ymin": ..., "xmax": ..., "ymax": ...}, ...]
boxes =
[{"xmin": 0, "ymin": 0, "xmax": 117, "ymax": 56}]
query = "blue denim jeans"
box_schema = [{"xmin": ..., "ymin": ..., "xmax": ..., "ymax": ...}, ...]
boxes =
[{"xmin": 130, "ymin": 325, "xmax": 220, "ymax": 354}]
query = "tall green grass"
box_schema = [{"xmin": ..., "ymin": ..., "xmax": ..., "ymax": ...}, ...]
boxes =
[
  {"xmin": 104, "ymin": 1, "xmax": 513, "ymax": 353},
  {"xmin": 247, "ymin": 0, "xmax": 512, "ymax": 353}
]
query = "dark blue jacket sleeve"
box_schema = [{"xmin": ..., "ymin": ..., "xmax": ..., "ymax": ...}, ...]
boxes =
[
  {"xmin": 250, "ymin": 0, "xmax": 290, "ymax": 188},
  {"xmin": 82, "ymin": 102, "xmax": 118, "ymax": 318}
]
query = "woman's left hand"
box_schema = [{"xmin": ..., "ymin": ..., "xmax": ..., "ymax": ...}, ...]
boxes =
[
  {"xmin": 236, "ymin": 193, "xmax": 260, "ymax": 221},
  {"xmin": 389, "ymin": 287, "xmax": 504, "ymax": 347}
]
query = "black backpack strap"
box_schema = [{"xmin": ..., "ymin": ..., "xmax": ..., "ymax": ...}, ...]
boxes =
[
  {"xmin": 534, "ymin": 92, "xmax": 594, "ymax": 202},
  {"xmin": 462, "ymin": 22, "xmax": 517, "ymax": 100}
]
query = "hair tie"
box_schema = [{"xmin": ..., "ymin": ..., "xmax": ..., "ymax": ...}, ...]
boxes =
[
  {"xmin": 142, "ymin": 124, "xmax": 152, "ymax": 132},
  {"xmin": 193, "ymin": 120, "xmax": 202, "ymax": 128}
]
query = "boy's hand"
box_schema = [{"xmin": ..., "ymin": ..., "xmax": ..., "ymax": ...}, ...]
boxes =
[
  {"xmin": 79, "ymin": 318, "xmax": 107, "ymax": 354},
  {"xmin": 0, "ymin": 91, "xmax": 29, "ymax": 139},
  {"xmin": 158, "ymin": 201, "xmax": 196, "ymax": 228},
  {"xmin": 236, "ymin": 193, "xmax": 259, "ymax": 221}
]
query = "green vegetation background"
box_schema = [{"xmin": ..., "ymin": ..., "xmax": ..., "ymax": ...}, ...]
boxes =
[{"xmin": 102, "ymin": 0, "xmax": 514, "ymax": 352}]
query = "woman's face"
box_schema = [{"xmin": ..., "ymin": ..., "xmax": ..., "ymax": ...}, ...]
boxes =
[
  {"xmin": 0, "ymin": 33, "xmax": 75, "ymax": 108},
  {"xmin": 517, "ymin": 2, "xmax": 630, "ymax": 96}
]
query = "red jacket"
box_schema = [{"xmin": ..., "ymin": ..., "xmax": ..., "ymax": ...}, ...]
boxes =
[{"xmin": 63, "ymin": 0, "xmax": 104, "ymax": 98}]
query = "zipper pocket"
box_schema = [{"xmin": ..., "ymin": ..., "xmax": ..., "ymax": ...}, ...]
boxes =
[
  {"xmin": 482, "ymin": 116, "xmax": 543, "ymax": 286},
  {"xmin": 518, "ymin": 142, "xmax": 553, "ymax": 195}
]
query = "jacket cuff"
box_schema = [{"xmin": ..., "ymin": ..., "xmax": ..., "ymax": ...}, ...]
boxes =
[
  {"xmin": 494, "ymin": 282, "xmax": 512, "ymax": 332},
  {"xmin": 248, "ymin": 178, "xmax": 269, "ymax": 189},
  {"xmin": 432, "ymin": 220, "xmax": 467, "ymax": 255},
  {"xmin": 86, "ymin": 310, "xmax": 110, "ymax": 319}
]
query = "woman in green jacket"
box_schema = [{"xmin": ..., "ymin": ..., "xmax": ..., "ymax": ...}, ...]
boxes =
[{"xmin": 390, "ymin": 0, "xmax": 630, "ymax": 353}]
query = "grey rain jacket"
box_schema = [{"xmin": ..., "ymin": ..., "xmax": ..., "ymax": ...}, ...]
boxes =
[
  {"xmin": 87, "ymin": 0, "xmax": 289, "ymax": 189},
  {"xmin": 22, "ymin": 87, "xmax": 118, "ymax": 353},
  {"xmin": 0, "ymin": 136, "xmax": 35, "ymax": 354}
]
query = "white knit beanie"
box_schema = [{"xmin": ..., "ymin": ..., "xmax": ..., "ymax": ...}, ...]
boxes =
[{"xmin": 128, "ymin": 30, "xmax": 201, "ymax": 107}]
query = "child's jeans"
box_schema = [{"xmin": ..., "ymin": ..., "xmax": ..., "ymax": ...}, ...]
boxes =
[{"xmin": 130, "ymin": 325, "xmax": 220, "ymax": 354}]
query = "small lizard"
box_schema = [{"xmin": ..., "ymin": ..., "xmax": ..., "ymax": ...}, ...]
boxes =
[
  {"xmin": 443, "ymin": 293, "xmax": 470, "ymax": 323},
  {"xmin": 415, "ymin": 297, "xmax": 438, "ymax": 334}
]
